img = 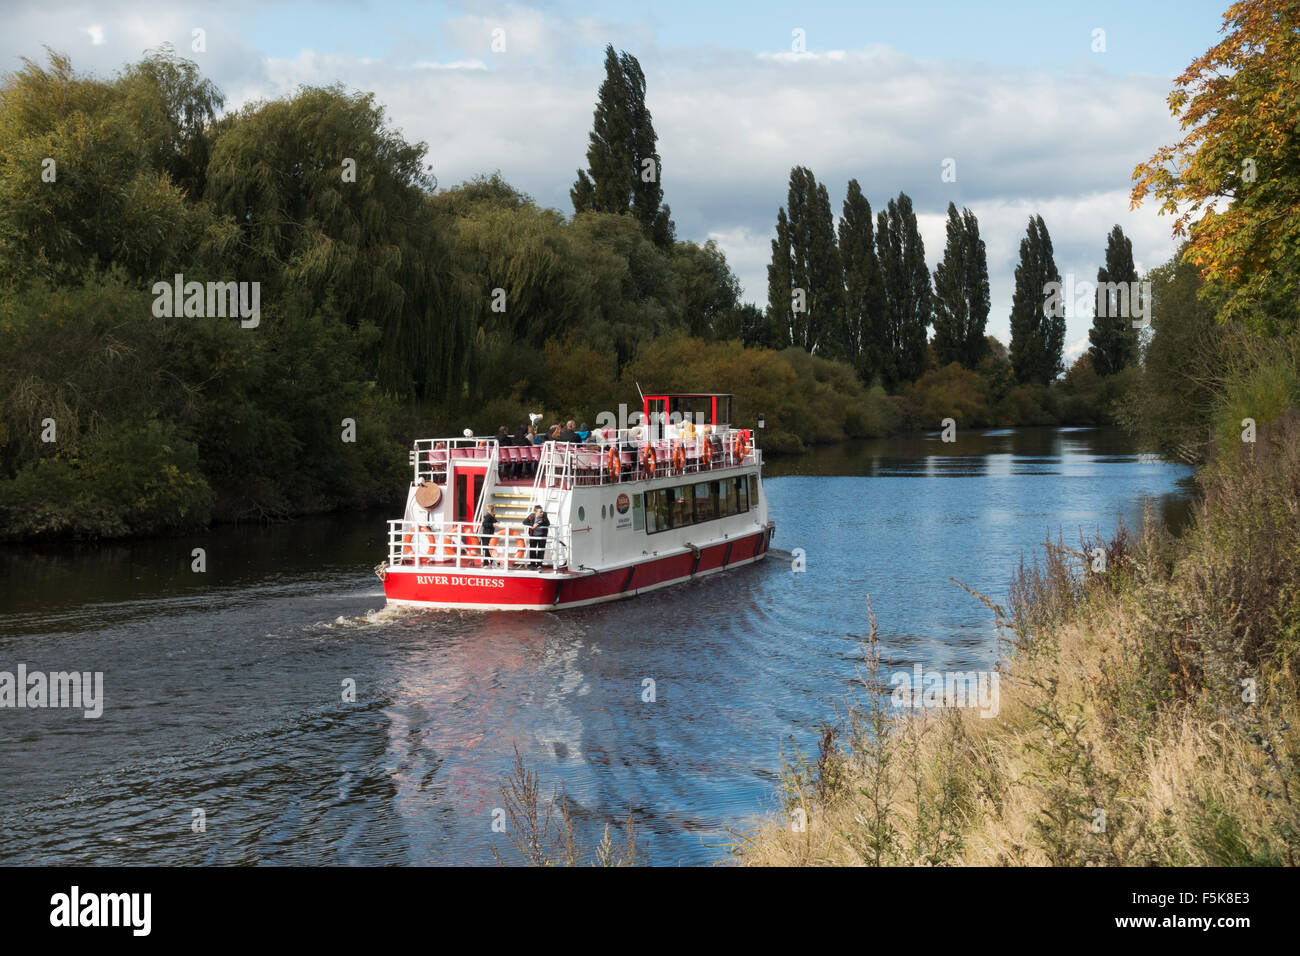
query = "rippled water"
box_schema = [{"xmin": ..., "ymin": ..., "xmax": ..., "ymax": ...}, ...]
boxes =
[{"xmin": 0, "ymin": 428, "xmax": 1193, "ymax": 865}]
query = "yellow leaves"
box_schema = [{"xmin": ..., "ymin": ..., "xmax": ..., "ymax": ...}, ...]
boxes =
[{"xmin": 1132, "ymin": 0, "xmax": 1300, "ymax": 321}]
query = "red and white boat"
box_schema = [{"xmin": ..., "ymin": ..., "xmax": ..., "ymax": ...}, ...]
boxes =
[{"xmin": 377, "ymin": 393, "xmax": 775, "ymax": 610}]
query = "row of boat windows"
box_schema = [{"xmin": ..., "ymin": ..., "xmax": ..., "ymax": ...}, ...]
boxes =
[
  {"xmin": 577, "ymin": 475, "xmax": 759, "ymax": 531},
  {"xmin": 643, "ymin": 475, "xmax": 758, "ymax": 534}
]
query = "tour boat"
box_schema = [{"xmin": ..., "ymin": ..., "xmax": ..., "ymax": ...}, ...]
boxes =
[{"xmin": 376, "ymin": 393, "xmax": 775, "ymax": 610}]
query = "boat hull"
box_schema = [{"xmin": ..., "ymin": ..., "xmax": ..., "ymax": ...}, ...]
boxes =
[{"xmin": 382, "ymin": 527, "xmax": 772, "ymax": 611}]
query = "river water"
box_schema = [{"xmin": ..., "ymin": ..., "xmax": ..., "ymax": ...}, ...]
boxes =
[{"xmin": 0, "ymin": 427, "xmax": 1193, "ymax": 865}]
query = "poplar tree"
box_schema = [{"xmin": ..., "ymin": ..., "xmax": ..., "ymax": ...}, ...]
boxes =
[
  {"xmin": 1087, "ymin": 224, "xmax": 1140, "ymax": 375},
  {"xmin": 766, "ymin": 167, "xmax": 843, "ymax": 354},
  {"xmin": 571, "ymin": 45, "xmax": 673, "ymax": 246},
  {"xmin": 1008, "ymin": 215, "xmax": 1065, "ymax": 384},
  {"xmin": 931, "ymin": 202, "xmax": 990, "ymax": 368},
  {"xmin": 838, "ymin": 179, "xmax": 886, "ymax": 382},
  {"xmin": 875, "ymin": 192, "xmax": 930, "ymax": 385}
]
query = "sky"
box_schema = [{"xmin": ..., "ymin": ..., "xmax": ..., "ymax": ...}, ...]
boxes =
[{"xmin": 1, "ymin": 0, "xmax": 1232, "ymax": 360}]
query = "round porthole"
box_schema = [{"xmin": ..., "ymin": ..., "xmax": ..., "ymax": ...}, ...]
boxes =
[
  {"xmin": 601, "ymin": 505, "xmax": 607, "ymax": 519},
  {"xmin": 578, "ymin": 506, "xmax": 585, "ymax": 521}
]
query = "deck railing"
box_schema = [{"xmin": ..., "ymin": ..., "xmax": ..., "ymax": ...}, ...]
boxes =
[
  {"xmin": 386, "ymin": 519, "xmax": 570, "ymax": 572},
  {"xmin": 411, "ymin": 438, "xmax": 498, "ymax": 485},
  {"xmin": 531, "ymin": 429, "xmax": 760, "ymax": 491}
]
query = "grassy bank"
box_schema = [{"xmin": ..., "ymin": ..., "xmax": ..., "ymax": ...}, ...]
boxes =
[{"xmin": 739, "ymin": 399, "xmax": 1300, "ymax": 866}]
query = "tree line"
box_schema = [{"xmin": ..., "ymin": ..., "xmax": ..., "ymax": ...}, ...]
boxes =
[
  {"xmin": 760, "ymin": 166, "xmax": 1143, "ymax": 389},
  {"xmin": 0, "ymin": 26, "xmax": 1273, "ymax": 541}
]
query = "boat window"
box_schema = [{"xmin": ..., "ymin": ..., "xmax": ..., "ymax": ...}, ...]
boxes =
[
  {"xmin": 669, "ymin": 485, "xmax": 694, "ymax": 528},
  {"xmin": 645, "ymin": 490, "xmax": 670, "ymax": 534},
  {"xmin": 749, "ymin": 474, "xmax": 759, "ymax": 508},
  {"xmin": 645, "ymin": 477, "xmax": 752, "ymax": 534},
  {"xmin": 578, "ymin": 506, "xmax": 585, "ymax": 522},
  {"xmin": 632, "ymin": 494, "xmax": 644, "ymax": 531},
  {"xmin": 718, "ymin": 479, "xmax": 736, "ymax": 517},
  {"xmin": 693, "ymin": 482, "xmax": 716, "ymax": 522}
]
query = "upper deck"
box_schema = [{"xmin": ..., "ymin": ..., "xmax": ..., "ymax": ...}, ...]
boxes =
[{"xmin": 412, "ymin": 426, "xmax": 761, "ymax": 490}]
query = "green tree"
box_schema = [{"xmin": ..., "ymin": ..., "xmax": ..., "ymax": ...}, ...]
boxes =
[
  {"xmin": 571, "ymin": 45, "xmax": 673, "ymax": 246},
  {"xmin": 0, "ymin": 48, "xmax": 224, "ymax": 286},
  {"xmin": 1009, "ymin": 215, "xmax": 1065, "ymax": 384},
  {"xmin": 1131, "ymin": 0, "xmax": 1300, "ymax": 333},
  {"xmin": 671, "ymin": 239, "xmax": 742, "ymax": 338},
  {"xmin": 1087, "ymin": 224, "xmax": 1140, "ymax": 375},
  {"xmin": 204, "ymin": 84, "xmax": 469, "ymax": 401},
  {"xmin": 1119, "ymin": 247, "xmax": 1227, "ymax": 459},
  {"xmin": 931, "ymin": 203, "xmax": 990, "ymax": 369},
  {"xmin": 766, "ymin": 166, "xmax": 844, "ymax": 356},
  {"xmin": 839, "ymin": 179, "xmax": 887, "ymax": 382},
  {"xmin": 876, "ymin": 192, "xmax": 931, "ymax": 386}
]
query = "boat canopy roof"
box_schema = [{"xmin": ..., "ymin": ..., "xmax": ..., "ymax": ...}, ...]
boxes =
[{"xmin": 642, "ymin": 393, "xmax": 732, "ymax": 426}]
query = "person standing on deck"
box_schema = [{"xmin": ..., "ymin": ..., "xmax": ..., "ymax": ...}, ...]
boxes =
[{"xmin": 524, "ymin": 505, "xmax": 549, "ymax": 568}]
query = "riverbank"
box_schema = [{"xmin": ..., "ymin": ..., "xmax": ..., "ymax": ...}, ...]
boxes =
[{"xmin": 739, "ymin": 409, "xmax": 1300, "ymax": 866}]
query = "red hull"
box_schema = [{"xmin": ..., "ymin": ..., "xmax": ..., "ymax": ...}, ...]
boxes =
[{"xmin": 382, "ymin": 528, "xmax": 772, "ymax": 610}]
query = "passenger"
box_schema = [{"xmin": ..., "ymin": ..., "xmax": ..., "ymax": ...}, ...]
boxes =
[
  {"xmin": 480, "ymin": 504, "xmax": 498, "ymax": 538},
  {"xmin": 577, "ymin": 422, "xmax": 590, "ymax": 442},
  {"xmin": 524, "ymin": 505, "xmax": 550, "ymax": 568},
  {"xmin": 558, "ymin": 420, "xmax": 581, "ymax": 443},
  {"xmin": 528, "ymin": 424, "xmax": 541, "ymax": 445}
]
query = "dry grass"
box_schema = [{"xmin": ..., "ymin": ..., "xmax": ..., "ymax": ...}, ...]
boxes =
[
  {"xmin": 492, "ymin": 744, "xmax": 641, "ymax": 867},
  {"xmin": 738, "ymin": 412, "xmax": 1300, "ymax": 867}
]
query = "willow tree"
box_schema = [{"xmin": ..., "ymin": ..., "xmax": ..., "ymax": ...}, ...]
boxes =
[
  {"xmin": 204, "ymin": 85, "xmax": 471, "ymax": 401},
  {"xmin": 0, "ymin": 47, "xmax": 223, "ymax": 286}
]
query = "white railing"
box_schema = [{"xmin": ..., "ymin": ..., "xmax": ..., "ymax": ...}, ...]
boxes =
[
  {"xmin": 386, "ymin": 520, "xmax": 570, "ymax": 572},
  {"xmin": 411, "ymin": 438, "xmax": 498, "ymax": 484},
  {"xmin": 532, "ymin": 429, "xmax": 761, "ymax": 490}
]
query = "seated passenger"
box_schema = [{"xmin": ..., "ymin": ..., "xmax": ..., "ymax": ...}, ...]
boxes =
[{"xmin": 558, "ymin": 420, "xmax": 581, "ymax": 443}]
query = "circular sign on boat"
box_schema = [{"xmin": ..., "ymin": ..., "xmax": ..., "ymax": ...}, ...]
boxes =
[
  {"xmin": 616, "ymin": 493, "xmax": 630, "ymax": 514},
  {"xmin": 415, "ymin": 482, "xmax": 442, "ymax": 509}
]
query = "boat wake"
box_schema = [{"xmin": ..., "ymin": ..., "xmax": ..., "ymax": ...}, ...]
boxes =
[{"xmin": 320, "ymin": 604, "xmax": 412, "ymax": 629}]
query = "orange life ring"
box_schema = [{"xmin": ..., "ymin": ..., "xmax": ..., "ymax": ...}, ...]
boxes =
[
  {"xmin": 462, "ymin": 532, "xmax": 480, "ymax": 567},
  {"xmin": 702, "ymin": 438, "xmax": 713, "ymax": 467},
  {"xmin": 606, "ymin": 445, "xmax": 620, "ymax": 478},
  {"xmin": 488, "ymin": 530, "xmax": 527, "ymax": 566},
  {"xmin": 671, "ymin": 441, "xmax": 685, "ymax": 473},
  {"xmin": 741, "ymin": 431, "xmax": 753, "ymax": 457},
  {"xmin": 402, "ymin": 531, "xmax": 415, "ymax": 557},
  {"xmin": 641, "ymin": 443, "xmax": 657, "ymax": 476}
]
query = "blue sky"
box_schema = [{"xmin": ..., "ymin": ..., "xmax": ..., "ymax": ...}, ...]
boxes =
[
  {"xmin": 3, "ymin": 0, "xmax": 1232, "ymax": 357},
  {"xmin": 242, "ymin": 1, "xmax": 1224, "ymax": 74}
]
